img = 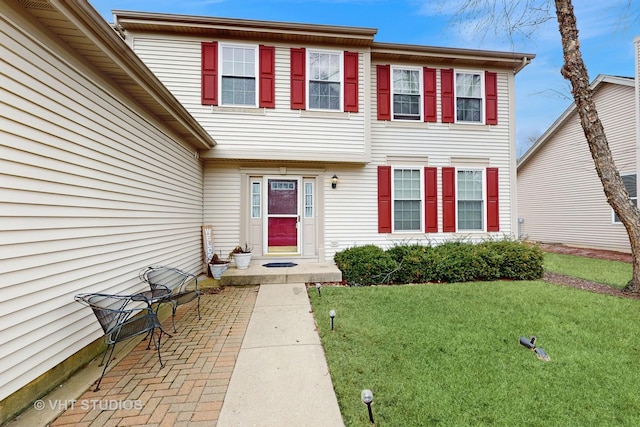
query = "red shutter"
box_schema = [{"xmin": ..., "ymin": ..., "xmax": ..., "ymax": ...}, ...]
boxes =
[
  {"xmin": 486, "ymin": 167, "xmax": 500, "ymax": 231},
  {"xmin": 424, "ymin": 167, "xmax": 438, "ymax": 232},
  {"xmin": 442, "ymin": 167, "xmax": 456, "ymax": 232},
  {"xmin": 423, "ymin": 67, "xmax": 437, "ymax": 122},
  {"xmin": 344, "ymin": 51, "xmax": 359, "ymax": 112},
  {"xmin": 290, "ymin": 48, "xmax": 306, "ymax": 110},
  {"xmin": 201, "ymin": 42, "xmax": 218, "ymax": 105},
  {"xmin": 378, "ymin": 166, "xmax": 392, "ymax": 233},
  {"xmin": 376, "ymin": 64, "xmax": 391, "ymax": 120},
  {"xmin": 441, "ymin": 68, "xmax": 454, "ymax": 123},
  {"xmin": 485, "ymin": 71, "xmax": 498, "ymax": 125},
  {"xmin": 259, "ymin": 45, "xmax": 275, "ymax": 108}
]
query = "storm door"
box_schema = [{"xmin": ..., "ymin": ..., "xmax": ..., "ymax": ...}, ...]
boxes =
[{"xmin": 267, "ymin": 178, "xmax": 299, "ymax": 253}]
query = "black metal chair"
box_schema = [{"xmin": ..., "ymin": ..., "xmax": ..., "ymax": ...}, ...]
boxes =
[
  {"xmin": 139, "ymin": 266, "xmax": 201, "ymax": 332},
  {"xmin": 75, "ymin": 293, "xmax": 165, "ymax": 391}
]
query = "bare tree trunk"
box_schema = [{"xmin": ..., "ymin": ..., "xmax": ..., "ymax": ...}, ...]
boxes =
[{"xmin": 555, "ymin": 0, "xmax": 640, "ymax": 293}]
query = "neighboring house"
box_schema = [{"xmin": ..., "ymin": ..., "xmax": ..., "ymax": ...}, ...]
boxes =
[
  {"xmin": 114, "ymin": 11, "xmax": 533, "ymax": 262},
  {"xmin": 0, "ymin": 1, "xmax": 214, "ymax": 421},
  {"xmin": 0, "ymin": 1, "xmax": 533, "ymax": 421},
  {"xmin": 517, "ymin": 73, "xmax": 637, "ymax": 253}
]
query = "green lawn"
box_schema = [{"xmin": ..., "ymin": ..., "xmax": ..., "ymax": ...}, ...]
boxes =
[
  {"xmin": 310, "ymin": 281, "xmax": 640, "ymax": 426},
  {"xmin": 543, "ymin": 252, "xmax": 632, "ymax": 288}
]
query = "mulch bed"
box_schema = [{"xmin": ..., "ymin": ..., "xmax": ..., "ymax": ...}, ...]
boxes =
[{"xmin": 539, "ymin": 244, "xmax": 640, "ymax": 300}]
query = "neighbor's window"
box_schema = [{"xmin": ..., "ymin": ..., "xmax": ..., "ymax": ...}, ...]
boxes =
[
  {"xmin": 613, "ymin": 174, "xmax": 637, "ymax": 223},
  {"xmin": 221, "ymin": 44, "xmax": 257, "ymax": 106},
  {"xmin": 251, "ymin": 181, "xmax": 261, "ymax": 218},
  {"xmin": 308, "ymin": 51, "xmax": 341, "ymax": 110},
  {"xmin": 392, "ymin": 68, "xmax": 421, "ymax": 121},
  {"xmin": 393, "ymin": 168, "xmax": 422, "ymax": 231},
  {"xmin": 456, "ymin": 72, "xmax": 482, "ymax": 123},
  {"xmin": 457, "ymin": 169, "xmax": 484, "ymax": 230}
]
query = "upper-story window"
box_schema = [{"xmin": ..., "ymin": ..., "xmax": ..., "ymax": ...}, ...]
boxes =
[
  {"xmin": 392, "ymin": 68, "xmax": 421, "ymax": 121},
  {"xmin": 308, "ymin": 50, "xmax": 342, "ymax": 110},
  {"xmin": 202, "ymin": 42, "xmax": 275, "ymax": 108},
  {"xmin": 455, "ymin": 72, "xmax": 483, "ymax": 123},
  {"xmin": 221, "ymin": 44, "xmax": 258, "ymax": 106}
]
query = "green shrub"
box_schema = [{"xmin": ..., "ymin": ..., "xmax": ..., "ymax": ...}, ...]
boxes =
[
  {"xmin": 334, "ymin": 240, "xmax": 543, "ymax": 285},
  {"xmin": 333, "ymin": 244, "xmax": 397, "ymax": 286},
  {"xmin": 388, "ymin": 244, "xmax": 437, "ymax": 284}
]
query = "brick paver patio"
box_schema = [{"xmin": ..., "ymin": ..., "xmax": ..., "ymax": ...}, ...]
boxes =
[{"xmin": 51, "ymin": 285, "xmax": 258, "ymax": 427}]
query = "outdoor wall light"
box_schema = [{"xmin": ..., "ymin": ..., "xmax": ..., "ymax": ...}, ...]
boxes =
[
  {"xmin": 361, "ymin": 389, "xmax": 374, "ymax": 424},
  {"xmin": 329, "ymin": 309, "xmax": 336, "ymax": 331},
  {"xmin": 331, "ymin": 174, "xmax": 339, "ymax": 189},
  {"xmin": 316, "ymin": 282, "xmax": 322, "ymax": 297}
]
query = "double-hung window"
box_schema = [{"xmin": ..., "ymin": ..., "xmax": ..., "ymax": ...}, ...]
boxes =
[
  {"xmin": 393, "ymin": 168, "xmax": 422, "ymax": 231},
  {"xmin": 457, "ymin": 169, "xmax": 484, "ymax": 230},
  {"xmin": 308, "ymin": 51, "xmax": 341, "ymax": 110},
  {"xmin": 455, "ymin": 72, "xmax": 483, "ymax": 123},
  {"xmin": 613, "ymin": 174, "xmax": 637, "ymax": 223},
  {"xmin": 392, "ymin": 67, "xmax": 421, "ymax": 121},
  {"xmin": 221, "ymin": 44, "xmax": 257, "ymax": 106}
]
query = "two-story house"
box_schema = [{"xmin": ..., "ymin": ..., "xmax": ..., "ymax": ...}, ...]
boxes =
[
  {"xmin": 0, "ymin": 2, "xmax": 533, "ymax": 421},
  {"xmin": 114, "ymin": 11, "xmax": 534, "ymax": 262}
]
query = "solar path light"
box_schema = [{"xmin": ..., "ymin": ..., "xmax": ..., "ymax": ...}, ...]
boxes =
[
  {"xmin": 329, "ymin": 309, "xmax": 336, "ymax": 331},
  {"xmin": 361, "ymin": 389, "xmax": 374, "ymax": 424}
]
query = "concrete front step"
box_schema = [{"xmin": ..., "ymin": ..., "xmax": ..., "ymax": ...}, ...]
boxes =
[{"xmin": 220, "ymin": 262, "xmax": 342, "ymax": 286}]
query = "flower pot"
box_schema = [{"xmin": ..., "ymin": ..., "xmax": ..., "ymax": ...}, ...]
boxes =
[
  {"xmin": 233, "ymin": 252, "xmax": 252, "ymax": 270},
  {"xmin": 210, "ymin": 263, "xmax": 229, "ymax": 279}
]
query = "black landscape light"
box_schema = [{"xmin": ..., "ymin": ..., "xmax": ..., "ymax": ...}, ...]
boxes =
[
  {"xmin": 361, "ymin": 389, "xmax": 374, "ymax": 424},
  {"xmin": 316, "ymin": 282, "xmax": 322, "ymax": 297},
  {"xmin": 329, "ymin": 309, "xmax": 336, "ymax": 331}
]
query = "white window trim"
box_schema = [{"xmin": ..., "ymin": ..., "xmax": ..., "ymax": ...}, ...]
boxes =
[
  {"xmin": 306, "ymin": 49, "xmax": 344, "ymax": 112},
  {"xmin": 390, "ymin": 65, "xmax": 423, "ymax": 122},
  {"xmin": 455, "ymin": 167, "xmax": 486, "ymax": 232},
  {"xmin": 454, "ymin": 69, "xmax": 485, "ymax": 125},
  {"xmin": 391, "ymin": 166, "xmax": 424, "ymax": 233},
  {"xmin": 219, "ymin": 42, "xmax": 259, "ymax": 108}
]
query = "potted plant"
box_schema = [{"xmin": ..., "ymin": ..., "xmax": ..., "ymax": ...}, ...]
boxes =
[
  {"xmin": 209, "ymin": 253, "xmax": 230, "ymax": 279},
  {"xmin": 230, "ymin": 243, "xmax": 252, "ymax": 270}
]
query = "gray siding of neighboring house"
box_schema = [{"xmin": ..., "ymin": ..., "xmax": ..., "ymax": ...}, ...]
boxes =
[
  {"xmin": 0, "ymin": 7, "xmax": 204, "ymax": 401},
  {"xmin": 517, "ymin": 82, "xmax": 635, "ymax": 253}
]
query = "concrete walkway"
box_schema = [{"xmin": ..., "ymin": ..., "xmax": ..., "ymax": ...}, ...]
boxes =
[
  {"xmin": 217, "ymin": 282, "xmax": 344, "ymax": 426},
  {"xmin": 9, "ymin": 282, "xmax": 344, "ymax": 426}
]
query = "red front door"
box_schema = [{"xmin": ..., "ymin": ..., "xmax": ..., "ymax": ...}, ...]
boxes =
[{"xmin": 267, "ymin": 179, "xmax": 298, "ymax": 253}]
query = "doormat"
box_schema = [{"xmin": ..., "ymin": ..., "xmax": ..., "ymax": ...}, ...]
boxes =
[{"xmin": 263, "ymin": 262, "xmax": 298, "ymax": 268}]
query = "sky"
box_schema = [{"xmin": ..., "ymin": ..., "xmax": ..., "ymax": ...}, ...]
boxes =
[{"xmin": 88, "ymin": 0, "xmax": 639, "ymax": 157}]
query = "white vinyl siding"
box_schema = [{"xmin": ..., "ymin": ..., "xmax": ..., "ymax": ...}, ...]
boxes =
[
  {"xmin": 517, "ymin": 81, "xmax": 635, "ymax": 253},
  {"xmin": 1, "ymin": 13, "xmax": 204, "ymax": 401},
  {"xmin": 130, "ymin": 37, "xmax": 367, "ymax": 162}
]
